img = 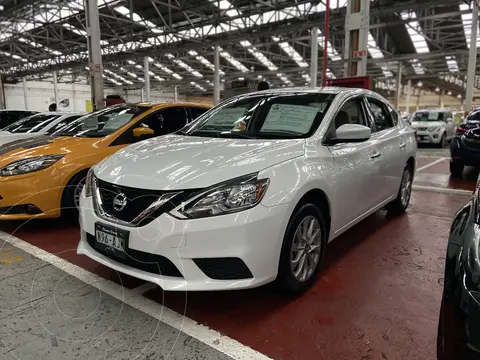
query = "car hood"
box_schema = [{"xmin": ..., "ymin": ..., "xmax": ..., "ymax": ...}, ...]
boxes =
[
  {"xmin": 0, "ymin": 136, "xmax": 99, "ymax": 166},
  {"xmin": 0, "ymin": 132, "xmax": 42, "ymax": 147},
  {"xmin": 411, "ymin": 121, "xmax": 444, "ymax": 128},
  {"xmin": 94, "ymin": 134, "xmax": 306, "ymax": 190}
]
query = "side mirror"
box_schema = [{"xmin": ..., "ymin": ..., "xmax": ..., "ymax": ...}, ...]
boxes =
[
  {"xmin": 133, "ymin": 126, "xmax": 154, "ymax": 138},
  {"xmin": 334, "ymin": 124, "xmax": 371, "ymax": 143}
]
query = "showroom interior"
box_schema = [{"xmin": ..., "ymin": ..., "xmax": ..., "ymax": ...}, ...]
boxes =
[{"xmin": 1, "ymin": 0, "xmax": 480, "ymax": 359}]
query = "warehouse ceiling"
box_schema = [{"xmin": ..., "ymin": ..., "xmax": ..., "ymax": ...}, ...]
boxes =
[{"xmin": 0, "ymin": 0, "xmax": 475, "ymax": 97}]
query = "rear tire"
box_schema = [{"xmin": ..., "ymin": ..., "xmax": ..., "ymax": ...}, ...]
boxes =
[
  {"xmin": 450, "ymin": 160, "xmax": 464, "ymax": 178},
  {"xmin": 386, "ymin": 165, "xmax": 413, "ymax": 214},
  {"xmin": 276, "ymin": 203, "xmax": 327, "ymax": 295}
]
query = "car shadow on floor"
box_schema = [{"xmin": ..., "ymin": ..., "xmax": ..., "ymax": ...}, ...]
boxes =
[{"xmin": 143, "ymin": 210, "xmax": 401, "ymax": 320}]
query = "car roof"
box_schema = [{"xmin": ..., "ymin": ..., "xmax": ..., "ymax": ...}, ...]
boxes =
[
  {"xmin": 33, "ymin": 111, "xmax": 86, "ymax": 116},
  {"xmin": 235, "ymin": 86, "xmax": 383, "ymax": 99},
  {"xmin": 134, "ymin": 102, "xmax": 211, "ymax": 110},
  {"xmin": 0, "ymin": 109, "xmax": 38, "ymax": 112}
]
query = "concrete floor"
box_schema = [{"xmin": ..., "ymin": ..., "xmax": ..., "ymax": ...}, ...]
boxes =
[{"xmin": 0, "ymin": 146, "xmax": 474, "ymax": 360}]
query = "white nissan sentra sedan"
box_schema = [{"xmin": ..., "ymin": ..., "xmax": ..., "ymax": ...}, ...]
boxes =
[{"xmin": 77, "ymin": 87, "xmax": 416, "ymax": 294}]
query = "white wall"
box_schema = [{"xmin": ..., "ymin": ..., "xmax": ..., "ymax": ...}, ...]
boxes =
[
  {"xmin": 4, "ymin": 81, "xmax": 110, "ymax": 112},
  {"xmin": 3, "ymin": 81, "xmax": 213, "ymax": 112}
]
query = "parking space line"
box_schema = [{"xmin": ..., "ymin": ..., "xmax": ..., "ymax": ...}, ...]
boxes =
[
  {"xmin": 0, "ymin": 231, "xmax": 272, "ymax": 360},
  {"xmin": 416, "ymin": 157, "xmax": 448, "ymax": 172},
  {"xmin": 412, "ymin": 184, "xmax": 473, "ymax": 196}
]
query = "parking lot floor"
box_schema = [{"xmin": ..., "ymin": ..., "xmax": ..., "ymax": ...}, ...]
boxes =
[{"xmin": 0, "ymin": 147, "xmax": 475, "ymax": 360}]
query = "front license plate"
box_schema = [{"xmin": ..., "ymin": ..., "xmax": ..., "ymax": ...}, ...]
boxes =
[{"xmin": 95, "ymin": 223, "xmax": 129, "ymax": 260}]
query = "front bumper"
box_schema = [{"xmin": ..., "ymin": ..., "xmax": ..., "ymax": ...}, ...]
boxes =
[
  {"xmin": 77, "ymin": 191, "xmax": 291, "ymax": 291},
  {"xmin": 0, "ymin": 167, "xmax": 66, "ymax": 220},
  {"xmin": 414, "ymin": 130, "xmax": 442, "ymax": 144}
]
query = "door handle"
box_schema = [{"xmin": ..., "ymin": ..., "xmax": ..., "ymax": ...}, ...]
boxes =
[
  {"xmin": 399, "ymin": 142, "xmax": 406, "ymax": 149},
  {"xmin": 370, "ymin": 151, "xmax": 381, "ymax": 159}
]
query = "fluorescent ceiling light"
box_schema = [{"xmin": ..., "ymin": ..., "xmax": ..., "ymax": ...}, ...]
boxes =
[
  {"xmin": 219, "ymin": 49, "xmax": 249, "ymax": 72},
  {"xmin": 170, "ymin": 55, "xmax": 203, "ymax": 78},
  {"xmin": 188, "ymin": 50, "xmax": 225, "ymax": 75},
  {"xmin": 240, "ymin": 40, "xmax": 278, "ymax": 71},
  {"xmin": 153, "ymin": 62, "xmax": 183, "ymax": 80}
]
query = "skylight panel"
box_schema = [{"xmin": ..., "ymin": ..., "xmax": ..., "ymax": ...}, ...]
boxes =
[
  {"xmin": 114, "ymin": 6, "xmax": 163, "ymax": 33},
  {"xmin": 401, "ymin": 11, "xmax": 427, "ymax": 75},
  {"xmin": 272, "ymin": 36, "xmax": 308, "ymax": 68},
  {"xmin": 318, "ymin": 30, "xmax": 341, "ymax": 61},
  {"xmin": 0, "ymin": 50, "xmax": 27, "ymax": 62},
  {"xmin": 366, "ymin": 33, "xmax": 393, "ymax": 78},
  {"xmin": 240, "ymin": 40, "xmax": 278, "ymax": 71},
  {"xmin": 104, "ymin": 68, "xmax": 132, "ymax": 84},
  {"xmin": 459, "ymin": 3, "xmax": 480, "ymax": 48},
  {"xmin": 62, "ymin": 24, "xmax": 109, "ymax": 45},
  {"xmin": 445, "ymin": 55, "xmax": 459, "ymax": 73},
  {"xmin": 400, "ymin": 12, "xmax": 429, "ymax": 53}
]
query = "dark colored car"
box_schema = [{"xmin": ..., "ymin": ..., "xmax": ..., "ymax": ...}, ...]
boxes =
[
  {"xmin": 450, "ymin": 110, "xmax": 480, "ymax": 177},
  {"xmin": 0, "ymin": 110, "xmax": 38, "ymax": 129},
  {"xmin": 437, "ymin": 176, "xmax": 480, "ymax": 359}
]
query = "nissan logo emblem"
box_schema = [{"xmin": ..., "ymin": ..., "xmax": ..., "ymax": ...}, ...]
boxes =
[{"xmin": 112, "ymin": 192, "xmax": 127, "ymax": 211}]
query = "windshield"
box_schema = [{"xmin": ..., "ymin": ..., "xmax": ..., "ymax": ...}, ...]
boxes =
[
  {"xmin": 413, "ymin": 111, "xmax": 444, "ymax": 122},
  {"xmin": 52, "ymin": 105, "xmax": 149, "ymax": 138},
  {"xmin": 467, "ymin": 110, "xmax": 480, "ymax": 122},
  {"xmin": 183, "ymin": 93, "xmax": 336, "ymax": 139},
  {"xmin": 3, "ymin": 114, "xmax": 61, "ymax": 133}
]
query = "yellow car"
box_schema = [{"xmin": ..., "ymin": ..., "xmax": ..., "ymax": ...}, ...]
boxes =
[{"xmin": 0, "ymin": 102, "xmax": 210, "ymax": 220}]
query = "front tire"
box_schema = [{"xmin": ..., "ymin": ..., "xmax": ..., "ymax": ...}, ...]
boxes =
[
  {"xmin": 386, "ymin": 165, "xmax": 413, "ymax": 214},
  {"xmin": 439, "ymin": 133, "xmax": 447, "ymax": 148},
  {"xmin": 276, "ymin": 203, "xmax": 327, "ymax": 295},
  {"xmin": 61, "ymin": 171, "xmax": 88, "ymax": 218},
  {"xmin": 450, "ymin": 160, "xmax": 464, "ymax": 178}
]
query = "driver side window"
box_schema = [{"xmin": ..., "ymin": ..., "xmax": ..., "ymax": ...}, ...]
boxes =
[{"xmin": 326, "ymin": 98, "xmax": 366, "ymax": 139}]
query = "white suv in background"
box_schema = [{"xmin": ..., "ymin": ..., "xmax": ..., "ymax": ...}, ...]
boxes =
[
  {"xmin": 77, "ymin": 88, "xmax": 416, "ymax": 294},
  {"xmin": 410, "ymin": 109, "xmax": 456, "ymax": 147}
]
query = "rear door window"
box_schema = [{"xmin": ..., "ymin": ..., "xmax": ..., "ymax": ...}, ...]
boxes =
[{"xmin": 366, "ymin": 98, "xmax": 394, "ymax": 132}]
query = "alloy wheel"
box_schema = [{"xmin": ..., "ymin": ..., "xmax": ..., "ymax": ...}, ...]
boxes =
[
  {"xmin": 400, "ymin": 168, "xmax": 412, "ymax": 208},
  {"xmin": 290, "ymin": 216, "xmax": 322, "ymax": 282},
  {"xmin": 73, "ymin": 178, "xmax": 86, "ymax": 209}
]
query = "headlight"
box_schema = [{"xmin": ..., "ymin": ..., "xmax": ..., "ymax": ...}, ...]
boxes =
[
  {"xmin": 172, "ymin": 174, "xmax": 270, "ymax": 219},
  {"xmin": 84, "ymin": 168, "xmax": 95, "ymax": 197},
  {"xmin": 428, "ymin": 126, "xmax": 441, "ymax": 132},
  {"xmin": 0, "ymin": 155, "xmax": 64, "ymax": 176}
]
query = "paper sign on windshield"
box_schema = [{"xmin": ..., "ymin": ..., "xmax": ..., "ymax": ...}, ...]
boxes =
[
  {"xmin": 202, "ymin": 108, "xmax": 247, "ymax": 129},
  {"xmin": 261, "ymin": 104, "xmax": 319, "ymax": 133},
  {"xmin": 82, "ymin": 117, "xmax": 98, "ymax": 131},
  {"xmin": 428, "ymin": 112, "xmax": 439, "ymax": 120}
]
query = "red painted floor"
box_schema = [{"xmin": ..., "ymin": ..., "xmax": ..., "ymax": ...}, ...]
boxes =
[{"xmin": 0, "ymin": 160, "xmax": 473, "ymax": 359}]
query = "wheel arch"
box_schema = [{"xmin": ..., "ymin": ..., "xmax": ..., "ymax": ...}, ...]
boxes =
[
  {"xmin": 60, "ymin": 167, "xmax": 90, "ymax": 209},
  {"xmin": 292, "ymin": 188, "xmax": 332, "ymax": 242}
]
